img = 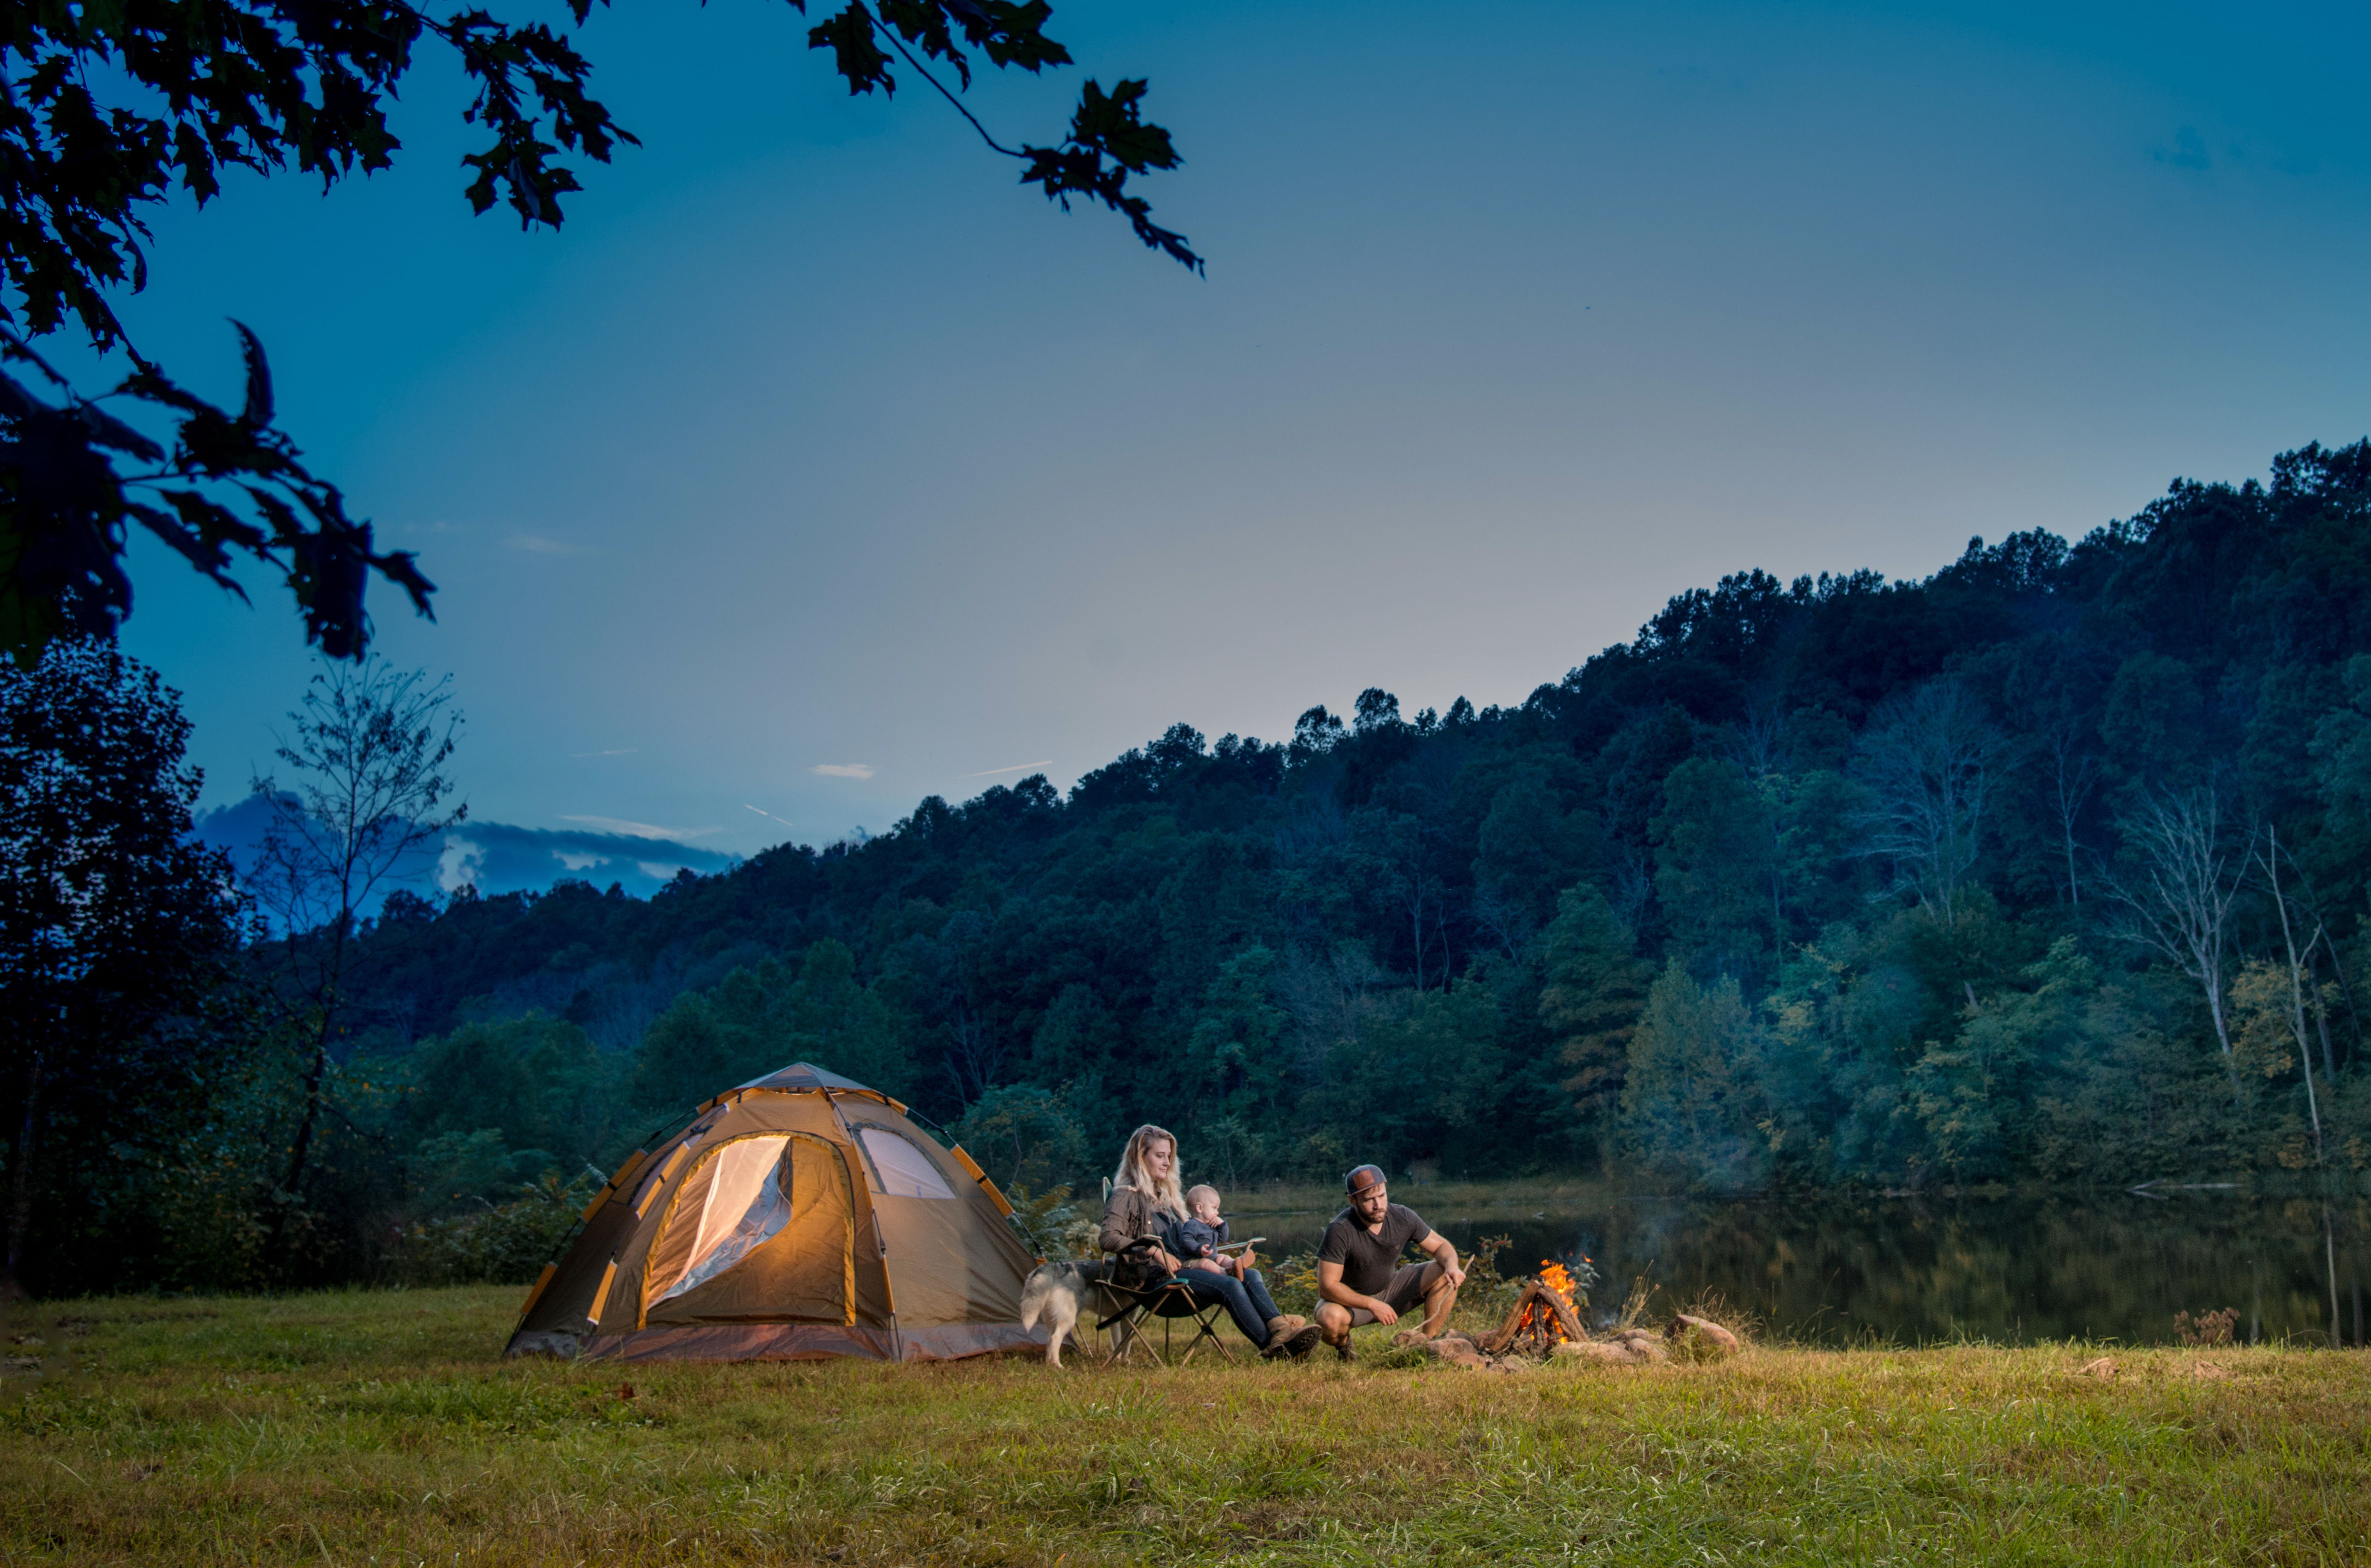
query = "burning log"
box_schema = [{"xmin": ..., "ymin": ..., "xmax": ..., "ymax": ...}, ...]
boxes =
[{"xmin": 1477, "ymin": 1264, "xmax": 1588, "ymax": 1356}]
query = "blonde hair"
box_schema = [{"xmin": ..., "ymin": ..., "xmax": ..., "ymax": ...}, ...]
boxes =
[
  {"xmin": 1112, "ymin": 1124, "xmax": 1187, "ymax": 1220},
  {"xmin": 1185, "ymin": 1184, "xmax": 1220, "ymax": 1212}
]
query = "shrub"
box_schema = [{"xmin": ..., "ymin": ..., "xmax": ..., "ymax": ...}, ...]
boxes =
[{"xmin": 386, "ymin": 1170, "xmax": 594, "ymax": 1286}]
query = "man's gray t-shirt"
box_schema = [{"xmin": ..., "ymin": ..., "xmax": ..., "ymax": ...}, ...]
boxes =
[{"xmin": 1316, "ymin": 1203, "xmax": 1432, "ymax": 1296}]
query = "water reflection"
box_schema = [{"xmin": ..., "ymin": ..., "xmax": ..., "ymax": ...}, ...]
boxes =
[{"xmin": 1254, "ymin": 1191, "xmax": 2369, "ymax": 1347}]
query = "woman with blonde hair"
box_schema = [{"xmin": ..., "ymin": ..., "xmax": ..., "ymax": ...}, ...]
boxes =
[{"xmin": 1097, "ymin": 1123, "xmax": 1318, "ymax": 1358}]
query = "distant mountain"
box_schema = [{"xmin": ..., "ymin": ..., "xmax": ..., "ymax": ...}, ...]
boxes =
[{"xmin": 194, "ymin": 795, "xmax": 742, "ymax": 912}]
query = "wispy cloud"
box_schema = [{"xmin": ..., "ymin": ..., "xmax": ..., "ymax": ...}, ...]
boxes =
[
  {"xmin": 811, "ymin": 763, "xmax": 876, "ymax": 780},
  {"xmin": 507, "ymin": 534, "xmax": 594, "ymax": 556},
  {"xmin": 559, "ymin": 814, "xmax": 719, "ymax": 841},
  {"xmin": 743, "ymin": 804, "xmax": 795, "ymax": 830},
  {"xmin": 571, "ymin": 748, "xmax": 639, "ymax": 758},
  {"xmin": 959, "ymin": 759, "xmax": 1054, "ymax": 779}
]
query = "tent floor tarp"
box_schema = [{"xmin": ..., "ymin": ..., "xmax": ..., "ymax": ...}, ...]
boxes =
[{"xmin": 512, "ymin": 1323, "xmax": 1045, "ymax": 1363}]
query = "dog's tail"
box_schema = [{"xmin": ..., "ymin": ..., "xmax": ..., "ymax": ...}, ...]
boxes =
[{"xmin": 1019, "ymin": 1265, "xmax": 1056, "ymax": 1334}]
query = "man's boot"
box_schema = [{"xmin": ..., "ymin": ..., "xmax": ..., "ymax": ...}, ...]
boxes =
[{"xmin": 1261, "ymin": 1317, "xmax": 1321, "ymax": 1359}]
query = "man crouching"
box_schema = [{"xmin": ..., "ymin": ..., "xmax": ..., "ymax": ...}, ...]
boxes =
[{"xmin": 1313, "ymin": 1164, "xmax": 1466, "ymax": 1360}]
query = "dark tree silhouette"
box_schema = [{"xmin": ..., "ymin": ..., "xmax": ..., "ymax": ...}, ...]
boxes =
[
  {"xmin": 0, "ymin": 639, "xmax": 245, "ymax": 1297},
  {"xmin": 0, "ymin": 0, "xmax": 1196, "ymax": 665}
]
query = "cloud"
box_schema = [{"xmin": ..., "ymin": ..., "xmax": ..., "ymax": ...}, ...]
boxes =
[
  {"xmin": 559, "ymin": 814, "xmax": 720, "ymax": 841},
  {"xmin": 743, "ymin": 804, "xmax": 796, "ymax": 830},
  {"xmin": 438, "ymin": 835, "xmax": 487, "ymax": 893},
  {"xmin": 811, "ymin": 763, "xmax": 876, "ymax": 780},
  {"xmin": 571, "ymin": 748, "xmax": 639, "ymax": 758},
  {"xmin": 959, "ymin": 759, "xmax": 1055, "ymax": 779},
  {"xmin": 506, "ymin": 534, "xmax": 594, "ymax": 555},
  {"xmin": 198, "ymin": 802, "xmax": 742, "ymax": 912},
  {"xmin": 436, "ymin": 823, "xmax": 739, "ymax": 899}
]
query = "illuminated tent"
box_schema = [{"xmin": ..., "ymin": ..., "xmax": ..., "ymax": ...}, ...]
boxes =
[{"xmin": 506, "ymin": 1063, "xmax": 1043, "ymax": 1362}]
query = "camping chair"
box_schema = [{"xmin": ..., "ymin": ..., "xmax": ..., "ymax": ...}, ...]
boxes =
[{"xmin": 1097, "ymin": 1277, "xmax": 1236, "ymax": 1367}]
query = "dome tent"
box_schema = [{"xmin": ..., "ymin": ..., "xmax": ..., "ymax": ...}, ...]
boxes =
[{"xmin": 507, "ymin": 1063, "xmax": 1044, "ymax": 1362}]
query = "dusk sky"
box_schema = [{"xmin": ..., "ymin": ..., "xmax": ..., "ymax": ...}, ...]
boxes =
[{"xmin": 99, "ymin": 0, "xmax": 2371, "ymax": 871}]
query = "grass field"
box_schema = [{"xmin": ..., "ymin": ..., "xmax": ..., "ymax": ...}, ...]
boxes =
[{"xmin": 2, "ymin": 1287, "xmax": 2366, "ymax": 1566}]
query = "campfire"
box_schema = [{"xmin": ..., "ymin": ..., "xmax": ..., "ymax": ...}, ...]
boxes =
[{"xmin": 1477, "ymin": 1259, "xmax": 1588, "ymax": 1357}]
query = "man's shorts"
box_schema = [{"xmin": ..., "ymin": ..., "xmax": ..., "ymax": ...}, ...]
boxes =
[{"xmin": 1344, "ymin": 1262, "xmax": 1434, "ymax": 1326}]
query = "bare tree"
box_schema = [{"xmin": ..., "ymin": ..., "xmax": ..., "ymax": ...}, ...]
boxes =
[
  {"xmin": 2257, "ymin": 824, "xmax": 2325, "ymax": 1164},
  {"xmin": 2101, "ymin": 784, "xmax": 2246, "ymax": 1058},
  {"xmin": 2046, "ymin": 717, "xmax": 2101, "ymax": 907},
  {"xmin": 1609, "ymin": 841, "xmax": 1655, "ymax": 935},
  {"xmin": 1468, "ymin": 885, "xmax": 1530, "ymax": 962},
  {"xmin": 1355, "ymin": 809, "xmax": 1448, "ymax": 991},
  {"xmin": 944, "ymin": 1001, "xmax": 1006, "ymax": 1104},
  {"xmin": 247, "ymin": 658, "xmax": 464, "ymax": 1248},
  {"xmin": 1725, "ymin": 707, "xmax": 1793, "ymax": 957},
  {"xmin": 1852, "ymin": 678, "xmax": 2005, "ymax": 927},
  {"xmin": 1275, "ymin": 944, "xmax": 1386, "ymax": 1077}
]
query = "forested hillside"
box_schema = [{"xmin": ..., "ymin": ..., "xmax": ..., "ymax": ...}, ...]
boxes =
[
  {"xmin": 330, "ymin": 441, "xmax": 2371, "ymax": 1195},
  {"xmin": 12, "ymin": 441, "xmax": 2371, "ymax": 1293}
]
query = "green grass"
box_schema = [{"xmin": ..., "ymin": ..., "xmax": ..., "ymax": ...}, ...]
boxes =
[{"xmin": 2, "ymin": 1287, "xmax": 2366, "ymax": 1565}]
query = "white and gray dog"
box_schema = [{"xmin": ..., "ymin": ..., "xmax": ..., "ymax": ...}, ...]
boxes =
[{"xmin": 1017, "ymin": 1258, "xmax": 1124, "ymax": 1367}]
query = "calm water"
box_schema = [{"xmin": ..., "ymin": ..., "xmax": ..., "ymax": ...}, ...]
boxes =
[{"xmin": 1243, "ymin": 1189, "xmax": 2371, "ymax": 1347}]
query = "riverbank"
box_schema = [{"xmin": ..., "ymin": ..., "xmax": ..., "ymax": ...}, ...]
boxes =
[
  {"xmin": 3, "ymin": 1286, "xmax": 2364, "ymax": 1564},
  {"xmin": 1221, "ymin": 1183, "xmax": 2369, "ymax": 1349}
]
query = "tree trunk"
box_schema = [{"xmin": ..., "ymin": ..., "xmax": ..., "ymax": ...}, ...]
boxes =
[
  {"xmin": 2265, "ymin": 828, "xmax": 2323, "ymax": 1164},
  {"xmin": 264, "ymin": 1033, "xmax": 331, "ymax": 1262},
  {"xmin": 2, "ymin": 1052, "xmax": 45, "ymax": 1302},
  {"xmin": 2308, "ymin": 948, "xmax": 2341, "ymax": 1084}
]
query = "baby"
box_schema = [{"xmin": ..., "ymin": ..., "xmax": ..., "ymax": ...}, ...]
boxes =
[{"xmin": 1175, "ymin": 1184, "xmax": 1240, "ymax": 1275}]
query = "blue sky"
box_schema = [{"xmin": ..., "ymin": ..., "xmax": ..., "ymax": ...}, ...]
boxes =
[{"xmin": 92, "ymin": 0, "xmax": 2371, "ymax": 872}]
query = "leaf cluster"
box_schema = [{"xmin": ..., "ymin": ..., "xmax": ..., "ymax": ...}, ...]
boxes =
[
  {"xmin": 0, "ymin": 326, "xmax": 433, "ymax": 663},
  {"xmin": 0, "ymin": 0, "xmax": 1194, "ymax": 664},
  {"xmin": 807, "ymin": 0, "xmax": 1198, "ymax": 270}
]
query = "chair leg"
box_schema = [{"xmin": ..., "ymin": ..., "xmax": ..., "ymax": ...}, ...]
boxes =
[
  {"xmin": 1177, "ymin": 1308, "xmax": 1234, "ymax": 1365},
  {"xmin": 1106, "ymin": 1313, "xmax": 1165, "ymax": 1367}
]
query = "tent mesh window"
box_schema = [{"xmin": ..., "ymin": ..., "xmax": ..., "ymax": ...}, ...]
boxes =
[
  {"xmin": 856, "ymin": 1127, "xmax": 956, "ymax": 1199},
  {"xmin": 653, "ymin": 1135, "xmax": 794, "ymax": 1303}
]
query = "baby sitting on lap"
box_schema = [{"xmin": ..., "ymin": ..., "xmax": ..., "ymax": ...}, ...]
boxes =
[{"xmin": 1175, "ymin": 1184, "xmax": 1242, "ymax": 1276}]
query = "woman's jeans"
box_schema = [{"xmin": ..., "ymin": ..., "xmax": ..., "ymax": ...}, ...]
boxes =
[{"xmin": 1165, "ymin": 1267, "xmax": 1283, "ymax": 1347}]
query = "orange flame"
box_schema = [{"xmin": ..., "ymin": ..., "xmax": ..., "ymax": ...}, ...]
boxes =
[{"xmin": 1515, "ymin": 1260, "xmax": 1579, "ymax": 1344}]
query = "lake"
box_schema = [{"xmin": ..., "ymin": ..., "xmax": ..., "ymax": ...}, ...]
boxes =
[{"xmin": 1239, "ymin": 1187, "xmax": 2369, "ymax": 1348}]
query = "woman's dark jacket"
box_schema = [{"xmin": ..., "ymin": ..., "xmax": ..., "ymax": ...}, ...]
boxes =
[{"xmin": 1098, "ymin": 1186, "xmax": 1179, "ymax": 1286}]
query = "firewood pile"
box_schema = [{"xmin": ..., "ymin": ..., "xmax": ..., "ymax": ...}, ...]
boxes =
[
  {"xmin": 1478, "ymin": 1274, "xmax": 1586, "ymax": 1355},
  {"xmin": 1407, "ymin": 1271, "xmax": 1740, "ymax": 1372}
]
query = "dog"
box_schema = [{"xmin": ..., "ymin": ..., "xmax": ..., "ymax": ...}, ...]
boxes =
[{"xmin": 1018, "ymin": 1257, "xmax": 1120, "ymax": 1367}]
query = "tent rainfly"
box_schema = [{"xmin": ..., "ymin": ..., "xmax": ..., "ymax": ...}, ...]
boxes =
[{"xmin": 507, "ymin": 1063, "xmax": 1045, "ymax": 1362}]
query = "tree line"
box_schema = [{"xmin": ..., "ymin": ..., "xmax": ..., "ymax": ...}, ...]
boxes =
[{"xmin": 7, "ymin": 439, "xmax": 2371, "ymax": 1294}]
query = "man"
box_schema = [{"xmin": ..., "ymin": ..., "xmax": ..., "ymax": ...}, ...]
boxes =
[{"xmin": 1313, "ymin": 1164, "xmax": 1465, "ymax": 1359}]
